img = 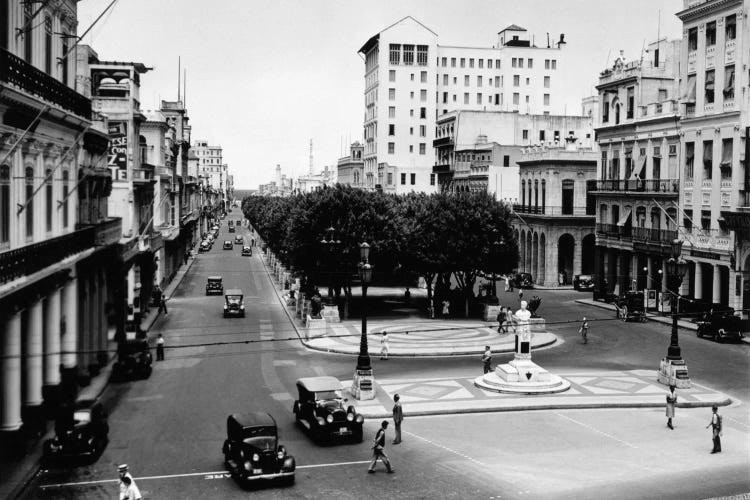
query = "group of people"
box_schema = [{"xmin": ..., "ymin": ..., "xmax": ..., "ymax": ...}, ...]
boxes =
[
  {"xmin": 664, "ymin": 385, "xmax": 723, "ymax": 453},
  {"xmin": 495, "ymin": 306, "xmax": 515, "ymax": 334},
  {"xmin": 368, "ymin": 394, "xmax": 403, "ymax": 474}
]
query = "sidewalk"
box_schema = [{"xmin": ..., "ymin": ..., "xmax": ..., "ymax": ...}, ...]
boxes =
[{"xmin": 0, "ymin": 254, "xmax": 197, "ymax": 500}]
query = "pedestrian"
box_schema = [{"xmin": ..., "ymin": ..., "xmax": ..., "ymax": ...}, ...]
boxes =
[
  {"xmin": 392, "ymin": 394, "xmax": 403, "ymax": 444},
  {"xmin": 497, "ymin": 307, "xmax": 506, "ymax": 333},
  {"xmin": 518, "ymin": 289, "xmax": 524, "ymax": 302},
  {"xmin": 442, "ymin": 299, "xmax": 450, "ymax": 318},
  {"xmin": 380, "ymin": 332, "xmax": 390, "ymax": 360},
  {"xmin": 367, "ymin": 420, "xmax": 394, "ymax": 473},
  {"xmin": 508, "ymin": 275, "xmax": 514, "ymax": 292},
  {"xmin": 665, "ymin": 385, "xmax": 676, "ymax": 429},
  {"xmin": 428, "ymin": 300, "xmax": 435, "ymax": 319},
  {"xmin": 404, "ymin": 287, "xmax": 411, "ymax": 303},
  {"xmin": 118, "ymin": 464, "xmax": 141, "ymax": 500},
  {"xmin": 481, "ymin": 345, "xmax": 492, "ymax": 374},
  {"xmin": 706, "ymin": 405, "xmax": 722, "ymax": 453},
  {"xmin": 158, "ymin": 293, "xmax": 168, "ymax": 315},
  {"xmin": 184, "ymin": 251, "xmax": 189, "ymax": 265},
  {"xmin": 579, "ymin": 317, "xmax": 589, "ymax": 344},
  {"xmin": 504, "ymin": 275, "xmax": 510, "ymax": 292},
  {"xmin": 156, "ymin": 333, "xmax": 165, "ymax": 361}
]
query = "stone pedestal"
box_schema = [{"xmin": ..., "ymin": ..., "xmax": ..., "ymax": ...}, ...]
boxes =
[
  {"xmin": 321, "ymin": 307, "xmax": 340, "ymax": 323},
  {"xmin": 305, "ymin": 315, "xmax": 327, "ymax": 338},
  {"xmin": 350, "ymin": 369, "xmax": 375, "ymax": 400},
  {"xmin": 657, "ymin": 358, "xmax": 691, "ymax": 389}
]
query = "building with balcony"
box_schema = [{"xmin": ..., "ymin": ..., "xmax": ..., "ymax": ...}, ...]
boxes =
[
  {"xmin": 359, "ymin": 17, "xmax": 569, "ymax": 194},
  {"xmin": 512, "ymin": 138, "xmax": 598, "ymax": 286},
  {"xmin": 337, "ymin": 142, "xmax": 365, "ymax": 188},
  {"xmin": 0, "ymin": 1, "xmax": 123, "ymax": 440},
  {"xmin": 676, "ymin": 0, "xmax": 748, "ymax": 313},
  {"xmin": 593, "ymin": 38, "xmax": 682, "ymax": 298},
  {"xmin": 193, "ymin": 139, "xmax": 230, "ymax": 213}
]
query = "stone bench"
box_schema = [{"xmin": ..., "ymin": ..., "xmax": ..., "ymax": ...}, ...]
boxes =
[
  {"xmin": 305, "ymin": 315, "xmax": 327, "ymax": 339},
  {"xmin": 321, "ymin": 307, "xmax": 340, "ymax": 323}
]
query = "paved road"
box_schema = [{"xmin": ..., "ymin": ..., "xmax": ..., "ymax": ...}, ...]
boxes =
[{"xmin": 20, "ymin": 223, "xmax": 750, "ymax": 499}]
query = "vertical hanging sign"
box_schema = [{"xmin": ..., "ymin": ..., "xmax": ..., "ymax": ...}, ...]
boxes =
[{"xmin": 108, "ymin": 121, "xmax": 128, "ymax": 180}]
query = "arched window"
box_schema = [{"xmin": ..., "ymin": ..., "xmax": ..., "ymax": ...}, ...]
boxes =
[
  {"xmin": 45, "ymin": 168, "xmax": 52, "ymax": 232},
  {"xmin": 25, "ymin": 167, "xmax": 34, "ymax": 237},
  {"xmin": 541, "ymin": 179, "xmax": 546, "ymax": 213},
  {"xmin": 0, "ymin": 165, "xmax": 9, "ymax": 244},
  {"xmin": 615, "ymin": 103, "xmax": 621, "ymax": 125},
  {"xmin": 62, "ymin": 169, "xmax": 69, "ymax": 228},
  {"xmin": 527, "ymin": 181, "xmax": 533, "ymax": 210}
]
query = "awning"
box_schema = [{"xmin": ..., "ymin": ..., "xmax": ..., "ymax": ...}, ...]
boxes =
[
  {"xmin": 637, "ymin": 156, "xmax": 647, "ymax": 178},
  {"xmin": 721, "ymin": 139, "xmax": 733, "ymax": 166},
  {"xmin": 705, "ymin": 70, "xmax": 715, "ymax": 91},
  {"xmin": 724, "ymin": 66, "xmax": 735, "ymax": 94},
  {"xmin": 685, "ymin": 75, "xmax": 697, "ymax": 102},
  {"xmin": 703, "ymin": 143, "xmax": 713, "ymax": 164},
  {"xmin": 617, "ymin": 206, "xmax": 633, "ymax": 227}
]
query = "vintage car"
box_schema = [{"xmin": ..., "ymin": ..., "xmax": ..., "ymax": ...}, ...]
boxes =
[
  {"xmin": 228, "ymin": 225, "xmax": 236, "ymax": 233},
  {"xmin": 696, "ymin": 311, "xmax": 746, "ymax": 343},
  {"xmin": 242, "ymin": 246, "xmax": 253, "ymax": 257},
  {"xmin": 111, "ymin": 339, "xmax": 153, "ymax": 381},
  {"xmin": 212, "ymin": 224, "xmax": 220, "ymax": 231},
  {"xmin": 615, "ymin": 291, "xmax": 647, "ymax": 322},
  {"xmin": 222, "ymin": 412, "xmax": 295, "ymax": 486},
  {"xmin": 199, "ymin": 241, "xmax": 211, "ymax": 253},
  {"xmin": 43, "ymin": 399, "xmax": 109, "ymax": 463},
  {"xmin": 223, "ymin": 240, "xmax": 233, "ymax": 250},
  {"xmin": 224, "ymin": 289, "xmax": 245, "ymax": 317},
  {"xmin": 573, "ymin": 274, "xmax": 595, "ymax": 291},
  {"xmin": 292, "ymin": 376, "xmax": 364, "ymax": 443},
  {"xmin": 513, "ymin": 272, "xmax": 534, "ymax": 289},
  {"xmin": 206, "ymin": 276, "xmax": 224, "ymax": 295},
  {"xmin": 235, "ymin": 235, "xmax": 244, "ymax": 245},
  {"xmin": 207, "ymin": 234, "xmax": 215, "ymax": 243},
  {"xmin": 238, "ymin": 219, "xmax": 243, "ymax": 225}
]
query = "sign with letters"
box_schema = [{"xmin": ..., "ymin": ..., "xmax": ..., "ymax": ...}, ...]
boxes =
[{"xmin": 108, "ymin": 121, "xmax": 128, "ymax": 170}]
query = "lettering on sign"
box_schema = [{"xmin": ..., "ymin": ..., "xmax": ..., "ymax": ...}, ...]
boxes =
[{"xmin": 108, "ymin": 121, "xmax": 128, "ymax": 170}]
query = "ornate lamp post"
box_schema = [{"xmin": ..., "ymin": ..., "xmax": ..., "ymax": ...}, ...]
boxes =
[
  {"xmin": 351, "ymin": 241, "xmax": 375, "ymax": 400},
  {"xmin": 320, "ymin": 226, "xmax": 341, "ymax": 299},
  {"xmin": 657, "ymin": 239, "xmax": 691, "ymax": 388}
]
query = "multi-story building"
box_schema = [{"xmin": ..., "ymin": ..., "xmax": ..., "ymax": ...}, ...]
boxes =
[
  {"xmin": 337, "ymin": 142, "xmax": 365, "ymax": 188},
  {"xmin": 1, "ymin": 2, "xmax": 121, "ymax": 439},
  {"xmin": 591, "ymin": 39, "xmax": 683, "ymax": 298},
  {"xmin": 676, "ymin": 0, "xmax": 748, "ymax": 313},
  {"xmin": 513, "ymin": 137, "xmax": 599, "ymax": 286},
  {"xmin": 295, "ymin": 165, "xmax": 335, "ymax": 193},
  {"xmin": 193, "ymin": 140, "xmax": 229, "ymax": 212},
  {"xmin": 358, "ymin": 17, "xmax": 569, "ymax": 194}
]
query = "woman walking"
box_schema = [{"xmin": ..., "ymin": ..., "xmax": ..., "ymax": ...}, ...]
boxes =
[
  {"xmin": 380, "ymin": 332, "xmax": 390, "ymax": 360},
  {"xmin": 579, "ymin": 317, "xmax": 589, "ymax": 344},
  {"xmin": 666, "ymin": 385, "xmax": 677, "ymax": 429}
]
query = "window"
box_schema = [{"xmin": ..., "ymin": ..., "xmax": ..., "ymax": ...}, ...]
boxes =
[
  {"xmin": 544, "ymin": 76, "xmax": 550, "ymax": 88},
  {"xmin": 403, "ymin": 44, "xmax": 414, "ymax": 65},
  {"xmin": 389, "ymin": 88, "xmax": 395, "ymax": 100},
  {"xmin": 23, "ymin": 3, "xmax": 33, "ymax": 63},
  {"xmin": 703, "ymin": 140, "xmax": 713, "ymax": 180},
  {"xmin": 420, "ymin": 71, "xmax": 427, "ymax": 83},
  {"xmin": 611, "ymin": 152, "xmax": 620, "ymax": 179},
  {"xmin": 420, "ymin": 107, "xmax": 426, "ymax": 119},
  {"xmin": 0, "ymin": 0, "xmax": 7, "ymax": 50},
  {"xmin": 430, "ymin": 173, "xmax": 436, "ymax": 185},
  {"xmin": 419, "ymin": 125, "xmax": 426, "ymax": 137},
  {"xmin": 387, "ymin": 173, "xmax": 393, "ymax": 185},
  {"xmin": 544, "ymin": 59, "xmax": 550, "ymax": 69},
  {"xmin": 478, "ymin": 59, "xmax": 484, "ymax": 69},
  {"xmin": 442, "ymin": 91, "xmax": 448, "ymax": 103},
  {"xmin": 527, "ymin": 58, "xmax": 533, "ymax": 68},
  {"xmin": 401, "ymin": 173, "xmax": 406, "ymax": 184},
  {"xmin": 389, "ymin": 124, "xmax": 395, "ymax": 136},
  {"xmin": 494, "ymin": 93, "xmax": 499, "ymax": 105},
  {"xmin": 723, "ymin": 65, "xmax": 735, "ymax": 100},
  {"xmin": 409, "ymin": 126, "xmax": 413, "ymax": 135},
  {"xmin": 503, "ymin": 155, "xmax": 510, "ymax": 167},
  {"xmin": 388, "ymin": 142, "xmax": 395, "ymax": 154},
  {"xmin": 389, "ymin": 44, "xmax": 401, "ymax": 65},
  {"xmin": 551, "ymin": 60, "xmax": 557, "ymax": 70},
  {"xmin": 451, "ymin": 57, "xmax": 456, "ymax": 67},
  {"xmin": 419, "ymin": 143, "xmax": 426, "ymax": 155},
  {"xmin": 460, "ymin": 58, "xmax": 465, "ymax": 68},
  {"xmin": 410, "ymin": 90, "xmax": 414, "ymax": 98},
  {"xmin": 543, "ymin": 94, "xmax": 550, "ymax": 106},
  {"xmin": 525, "ymin": 77, "xmax": 530, "ymax": 85},
  {"xmin": 453, "ymin": 94, "xmax": 456, "ymax": 102},
  {"xmin": 417, "ymin": 45, "xmax": 428, "ymax": 66},
  {"xmin": 495, "ymin": 76, "xmax": 500, "ymax": 87},
  {"xmin": 706, "ymin": 21, "xmax": 716, "ymax": 46},
  {"xmin": 477, "ymin": 76, "xmax": 482, "ymax": 87},
  {"xmin": 410, "ymin": 74, "xmax": 414, "ymax": 81},
  {"xmin": 389, "ymin": 70, "xmax": 396, "ymax": 82},
  {"xmin": 513, "ymin": 93, "xmax": 519, "ymax": 105},
  {"xmin": 0, "ymin": 165, "xmax": 9, "ymax": 243},
  {"xmin": 409, "ymin": 145, "xmax": 413, "ymax": 153},
  {"xmin": 526, "ymin": 95, "xmax": 530, "ymax": 103},
  {"xmin": 522, "ymin": 129, "xmax": 528, "ymax": 140},
  {"xmin": 25, "ymin": 166, "xmax": 34, "ymax": 237},
  {"xmin": 443, "ymin": 74, "xmax": 448, "ymax": 85},
  {"xmin": 44, "ymin": 16, "xmax": 53, "ymax": 74},
  {"xmin": 626, "ymin": 87, "xmax": 634, "ymax": 118},
  {"xmin": 705, "ymin": 70, "xmax": 715, "ymax": 103},
  {"xmin": 615, "ymin": 103, "xmax": 621, "ymax": 124},
  {"xmin": 539, "ymin": 130, "xmax": 546, "ymax": 142},
  {"xmin": 518, "ymin": 58, "xmax": 524, "ymax": 68},
  {"xmin": 512, "ymin": 58, "xmax": 517, "ymax": 68},
  {"xmin": 513, "ymin": 75, "xmax": 520, "ymax": 87},
  {"xmin": 420, "ymin": 89, "xmax": 427, "ymax": 101},
  {"xmin": 410, "ymin": 173, "xmax": 416, "ymax": 185},
  {"xmin": 720, "ymin": 138, "xmax": 733, "ymax": 179},
  {"xmin": 488, "ymin": 59, "xmax": 492, "ymax": 69},
  {"xmin": 726, "ymin": 14, "xmax": 736, "ymax": 40},
  {"xmin": 464, "ymin": 93, "xmax": 469, "ymax": 104},
  {"xmin": 389, "ymin": 106, "xmax": 395, "ymax": 118},
  {"xmin": 701, "ymin": 210, "xmax": 711, "ymax": 231},
  {"xmin": 688, "ymin": 27, "xmax": 697, "ymax": 51},
  {"xmin": 521, "ymin": 180, "xmax": 525, "ymax": 205},
  {"xmin": 410, "ymin": 109, "xmax": 414, "ymax": 117},
  {"xmin": 441, "ymin": 57, "xmax": 447, "ymax": 67},
  {"xmin": 602, "ymin": 99, "xmax": 609, "ymax": 122},
  {"xmin": 476, "ymin": 93, "xmax": 482, "ymax": 104},
  {"xmin": 469, "ymin": 58, "xmax": 474, "ymax": 68},
  {"xmin": 600, "ymin": 151, "xmax": 608, "ymax": 180},
  {"xmin": 464, "ymin": 75, "xmax": 469, "ymax": 86},
  {"xmin": 495, "ymin": 59, "xmax": 500, "ymax": 68},
  {"xmin": 45, "ymin": 169, "xmax": 52, "ymax": 232}
]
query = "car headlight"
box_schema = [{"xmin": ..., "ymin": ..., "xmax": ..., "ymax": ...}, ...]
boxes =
[
  {"xmin": 346, "ymin": 412, "xmax": 354, "ymax": 422},
  {"xmin": 244, "ymin": 461, "xmax": 252, "ymax": 471},
  {"xmin": 277, "ymin": 450, "xmax": 285, "ymax": 460},
  {"xmin": 356, "ymin": 415, "xmax": 364, "ymax": 423},
  {"xmin": 240, "ymin": 305, "xmax": 244, "ymax": 309},
  {"xmin": 326, "ymin": 414, "xmax": 334, "ymax": 424},
  {"xmin": 223, "ymin": 305, "xmax": 227, "ymax": 309},
  {"xmin": 317, "ymin": 417, "xmax": 325, "ymax": 426},
  {"xmin": 252, "ymin": 453, "xmax": 260, "ymax": 462}
]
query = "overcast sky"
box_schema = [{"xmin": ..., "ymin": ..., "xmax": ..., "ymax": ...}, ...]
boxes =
[{"xmin": 78, "ymin": 0, "xmax": 683, "ymax": 189}]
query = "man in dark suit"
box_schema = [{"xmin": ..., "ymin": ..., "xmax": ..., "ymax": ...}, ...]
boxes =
[{"xmin": 392, "ymin": 394, "xmax": 403, "ymax": 444}]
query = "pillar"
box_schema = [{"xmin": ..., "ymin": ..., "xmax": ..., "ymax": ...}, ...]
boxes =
[
  {"xmin": 646, "ymin": 256, "xmax": 653, "ymax": 289},
  {"xmin": 712, "ymin": 264, "xmax": 721, "ymax": 304},
  {"xmin": 24, "ymin": 300, "xmax": 44, "ymax": 408},
  {"xmin": 61, "ymin": 278, "xmax": 78, "ymax": 369},
  {"xmin": 537, "ymin": 236, "xmax": 546, "ymax": 286},
  {"xmin": 694, "ymin": 262, "xmax": 703, "ymax": 300},
  {"xmin": 661, "ymin": 259, "xmax": 668, "ymax": 293},
  {"xmin": 43, "ymin": 288, "xmax": 62, "ymax": 402},
  {"xmin": 573, "ymin": 240, "xmax": 582, "ymax": 277},
  {"xmin": 1, "ymin": 313, "xmax": 23, "ymax": 431}
]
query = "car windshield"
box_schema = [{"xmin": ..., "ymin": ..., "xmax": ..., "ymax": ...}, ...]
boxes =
[
  {"xmin": 243, "ymin": 436, "xmax": 277, "ymax": 450},
  {"xmin": 226, "ymin": 295, "xmax": 242, "ymax": 304},
  {"xmin": 315, "ymin": 390, "xmax": 342, "ymax": 400},
  {"xmin": 73, "ymin": 410, "xmax": 91, "ymax": 424}
]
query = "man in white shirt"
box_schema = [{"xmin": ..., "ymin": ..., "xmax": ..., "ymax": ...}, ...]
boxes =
[{"xmin": 118, "ymin": 464, "xmax": 142, "ymax": 500}]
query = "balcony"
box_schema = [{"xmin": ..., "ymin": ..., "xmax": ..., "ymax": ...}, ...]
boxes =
[
  {"xmin": 433, "ymin": 163, "xmax": 452, "ymax": 173},
  {"xmin": 133, "ymin": 165, "xmax": 155, "ymax": 183},
  {"xmin": 432, "ymin": 136, "xmax": 454, "ymax": 147},
  {"xmin": 76, "ymin": 217, "xmax": 123, "ymax": 247},
  {"xmin": 513, "ymin": 205, "xmax": 592, "ymax": 217},
  {"xmin": 156, "ymin": 166, "xmax": 174, "ymax": 179},
  {"xmin": 632, "ymin": 227, "xmax": 678, "ymax": 244},
  {"xmin": 683, "ymin": 228, "xmax": 732, "ymax": 251},
  {"xmin": 591, "ymin": 179, "xmax": 678, "ymax": 194},
  {"xmin": 0, "ymin": 227, "xmax": 96, "ymax": 286},
  {"xmin": 0, "ymin": 48, "xmax": 92, "ymax": 119}
]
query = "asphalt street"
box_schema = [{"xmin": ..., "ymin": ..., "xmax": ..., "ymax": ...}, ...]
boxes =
[{"xmin": 20, "ymin": 222, "xmax": 750, "ymax": 499}]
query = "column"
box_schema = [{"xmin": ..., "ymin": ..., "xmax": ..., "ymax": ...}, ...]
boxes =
[
  {"xmin": 43, "ymin": 288, "xmax": 62, "ymax": 391},
  {"xmin": 61, "ymin": 278, "xmax": 78, "ymax": 370},
  {"xmin": 694, "ymin": 262, "xmax": 703, "ymax": 300},
  {"xmin": 537, "ymin": 236, "xmax": 546, "ymax": 286},
  {"xmin": 712, "ymin": 264, "xmax": 721, "ymax": 304},
  {"xmin": 646, "ymin": 255, "xmax": 653, "ymax": 289},
  {"xmin": 24, "ymin": 300, "xmax": 44, "ymax": 408},
  {"xmin": 572, "ymin": 240, "xmax": 582, "ymax": 277},
  {"xmin": 1, "ymin": 313, "xmax": 23, "ymax": 431},
  {"xmin": 661, "ymin": 259, "xmax": 668, "ymax": 293},
  {"xmin": 546, "ymin": 242, "xmax": 558, "ymax": 287}
]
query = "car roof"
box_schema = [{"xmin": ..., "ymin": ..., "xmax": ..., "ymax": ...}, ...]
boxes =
[
  {"xmin": 228, "ymin": 412, "xmax": 276, "ymax": 429},
  {"xmin": 243, "ymin": 246, "xmax": 251, "ymax": 250},
  {"xmin": 296, "ymin": 376, "xmax": 343, "ymax": 392},
  {"xmin": 208, "ymin": 275, "xmax": 222, "ymax": 280},
  {"xmin": 225, "ymin": 289, "xmax": 243, "ymax": 295}
]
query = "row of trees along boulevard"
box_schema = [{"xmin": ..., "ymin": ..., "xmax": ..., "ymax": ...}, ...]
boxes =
[{"xmin": 242, "ymin": 185, "xmax": 519, "ymax": 319}]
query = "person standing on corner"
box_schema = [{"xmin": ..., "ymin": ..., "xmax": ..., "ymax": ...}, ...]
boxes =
[
  {"xmin": 665, "ymin": 385, "xmax": 676, "ymax": 429},
  {"xmin": 482, "ymin": 345, "xmax": 492, "ymax": 374},
  {"xmin": 156, "ymin": 333, "xmax": 165, "ymax": 361},
  {"xmin": 706, "ymin": 405, "xmax": 722, "ymax": 453},
  {"xmin": 392, "ymin": 394, "xmax": 403, "ymax": 444},
  {"xmin": 497, "ymin": 307, "xmax": 506, "ymax": 334},
  {"xmin": 367, "ymin": 420, "xmax": 394, "ymax": 474},
  {"xmin": 518, "ymin": 288, "xmax": 524, "ymax": 303},
  {"xmin": 579, "ymin": 317, "xmax": 589, "ymax": 344},
  {"xmin": 380, "ymin": 332, "xmax": 390, "ymax": 360},
  {"xmin": 158, "ymin": 293, "xmax": 168, "ymax": 315},
  {"xmin": 118, "ymin": 464, "xmax": 141, "ymax": 500}
]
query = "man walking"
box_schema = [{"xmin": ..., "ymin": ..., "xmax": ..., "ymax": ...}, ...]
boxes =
[
  {"xmin": 665, "ymin": 385, "xmax": 676, "ymax": 429},
  {"xmin": 579, "ymin": 317, "xmax": 589, "ymax": 344},
  {"xmin": 706, "ymin": 405, "xmax": 722, "ymax": 453},
  {"xmin": 497, "ymin": 307, "xmax": 506, "ymax": 334},
  {"xmin": 118, "ymin": 464, "xmax": 141, "ymax": 500},
  {"xmin": 368, "ymin": 421, "xmax": 394, "ymax": 473},
  {"xmin": 481, "ymin": 345, "xmax": 492, "ymax": 374},
  {"xmin": 392, "ymin": 394, "xmax": 403, "ymax": 444},
  {"xmin": 156, "ymin": 333, "xmax": 165, "ymax": 361},
  {"xmin": 158, "ymin": 293, "xmax": 168, "ymax": 315}
]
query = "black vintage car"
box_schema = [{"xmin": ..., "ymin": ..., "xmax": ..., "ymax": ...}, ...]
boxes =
[
  {"xmin": 573, "ymin": 274, "xmax": 595, "ymax": 291},
  {"xmin": 292, "ymin": 376, "xmax": 364, "ymax": 443},
  {"xmin": 241, "ymin": 246, "xmax": 253, "ymax": 257},
  {"xmin": 222, "ymin": 413, "xmax": 295, "ymax": 486},
  {"xmin": 206, "ymin": 276, "xmax": 224, "ymax": 295},
  {"xmin": 199, "ymin": 241, "xmax": 211, "ymax": 253},
  {"xmin": 513, "ymin": 272, "xmax": 534, "ymax": 289},
  {"xmin": 111, "ymin": 339, "xmax": 153, "ymax": 381},
  {"xmin": 235, "ymin": 235, "xmax": 244, "ymax": 245},
  {"xmin": 228, "ymin": 226, "xmax": 236, "ymax": 233},
  {"xmin": 615, "ymin": 291, "xmax": 646, "ymax": 322},
  {"xmin": 223, "ymin": 240, "xmax": 233, "ymax": 250},
  {"xmin": 696, "ymin": 310, "xmax": 747, "ymax": 343},
  {"xmin": 224, "ymin": 289, "xmax": 245, "ymax": 318},
  {"xmin": 43, "ymin": 399, "xmax": 109, "ymax": 463}
]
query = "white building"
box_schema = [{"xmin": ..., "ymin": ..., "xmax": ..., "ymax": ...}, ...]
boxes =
[
  {"xmin": 359, "ymin": 17, "xmax": 569, "ymax": 194},
  {"xmin": 193, "ymin": 140, "xmax": 229, "ymax": 211}
]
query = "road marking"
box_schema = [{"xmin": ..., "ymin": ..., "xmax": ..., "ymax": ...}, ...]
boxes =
[
  {"xmin": 126, "ymin": 394, "xmax": 164, "ymax": 402},
  {"xmin": 404, "ymin": 430, "xmax": 486, "ymax": 466},
  {"xmin": 553, "ymin": 411, "xmax": 638, "ymax": 449}
]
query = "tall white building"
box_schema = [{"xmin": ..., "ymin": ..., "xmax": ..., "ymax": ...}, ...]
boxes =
[
  {"xmin": 192, "ymin": 140, "xmax": 229, "ymax": 211},
  {"xmin": 359, "ymin": 17, "xmax": 568, "ymax": 194}
]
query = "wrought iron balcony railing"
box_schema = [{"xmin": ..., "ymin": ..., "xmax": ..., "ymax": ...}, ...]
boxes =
[
  {"xmin": 0, "ymin": 48, "xmax": 91, "ymax": 119},
  {"xmin": 592, "ymin": 179, "xmax": 678, "ymax": 193},
  {"xmin": 512, "ymin": 204, "xmax": 591, "ymax": 216}
]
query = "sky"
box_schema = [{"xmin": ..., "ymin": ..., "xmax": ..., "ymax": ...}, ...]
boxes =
[{"xmin": 77, "ymin": 0, "xmax": 684, "ymax": 190}]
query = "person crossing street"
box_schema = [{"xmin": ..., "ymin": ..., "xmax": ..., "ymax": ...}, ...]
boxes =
[{"xmin": 368, "ymin": 421, "xmax": 394, "ymax": 474}]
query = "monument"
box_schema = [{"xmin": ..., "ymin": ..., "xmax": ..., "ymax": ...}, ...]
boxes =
[{"xmin": 474, "ymin": 301, "xmax": 570, "ymax": 394}]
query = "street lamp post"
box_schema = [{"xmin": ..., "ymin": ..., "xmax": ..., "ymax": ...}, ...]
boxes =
[
  {"xmin": 351, "ymin": 241, "xmax": 375, "ymax": 400},
  {"xmin": 657, "ymin": 239, "xmax": 691, "ymax": 388}
]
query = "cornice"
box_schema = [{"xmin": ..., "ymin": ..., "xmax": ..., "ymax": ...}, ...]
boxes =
[{"xmin": 676, "ymin": 0, "xmax": 742, "ymax": 21}]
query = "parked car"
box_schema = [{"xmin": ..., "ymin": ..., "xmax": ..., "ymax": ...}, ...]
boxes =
[
  {"xmin": 573, "ymin": 274, "xmax": 595, "ymax": 291},
  {"xmin": 212, "ymin": 224, "xmax": 220, "ymax": 231},
  {"xmin": 223, "ymin": 240, "xmax": 233, "ymax": 250},
  {"xmin": 228, "ymin": 226, "xmax": 236, "ymax": 233},
  {"xmin": 224, "ymin": 289, "xmax": 245, "ymax": 318},
  {"xmin": 615, "ymin": 291, "xmax": 646, "ymax": 322},
  {"xmin": 696, "ymin": 310, "xmax": 747, "ymax": 343},
  {"xmin": 43, "ymin": 399, "xmax": 109, "ymax": 464},
  {"xmin": 206, "ymin": 276, "xmax": 224, "ymax": 295},
  {"xmin": 222, "ymin": 412, "xmax": 295, "ymax": 486},
  {"xmin": 199, "ymin": 241, "xmax": 211, "ymax": 253},
  {"xmin": 242, "ymin": 246, "xmax": 253, "ymax": 256},
  {"xmin": 111, "ymin": 339, "xmax": 153, "ymax": 381},
  {"xmin": 237, "ymin": 219, "xmax": 243, "ymax": 225},
  {"xmin": 235, "ymin": 235, "xmax": 244, "ymax": 245},
  {"xmin": 292, "ymin": 376, "xmax": 364, "ymax": 443},
  {"xmin": 513, "ymin": 272, "xmax": 534, "ymax": 289}
]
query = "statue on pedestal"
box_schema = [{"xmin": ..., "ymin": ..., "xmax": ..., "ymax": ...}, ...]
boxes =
[{"xmin": 513, "ymin": 300, "xmax": 532, "ymax": 339}]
